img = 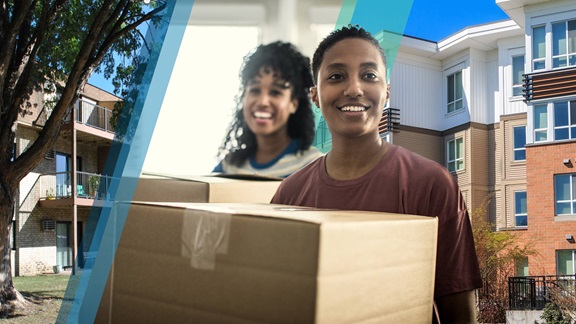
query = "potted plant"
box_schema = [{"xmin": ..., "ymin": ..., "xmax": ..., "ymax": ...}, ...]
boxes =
[
  {"xmin": 46, "ymin": 188, "xmax": 55, "ymax": 200},
  {"xmin": 88, "ymin": 175, "xmax": 100, "ymax": 198}
]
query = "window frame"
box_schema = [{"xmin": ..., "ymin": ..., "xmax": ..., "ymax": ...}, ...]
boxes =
[
  {"xmin": 551, "ymin": 19, "xmax": 576, "ymax": 69},
  {"xmin": 514, "ymin": 190, "xmax": 528, "ymax": 227},
  {"xmin": 446, "ymin": 70, "xmax": 464, "ymax": 114},
  {"xmin": 513, "ymin": 125, "xmax": 527, "ymax": 162},
  {"xmin": 515, "ymin": 257, "xmax": 529, "ymax": 276},
  {"xmin": 446, "ymin": 137, "xmax": 464, "ymax": 173},
  {"xmin": 531, "ymin": 24, "xmax": 547, "ymax": 71},
  {"xmin": 531, "ymin": 100, "xmax": 576, "ymax": 144},
  {"xmin": 511, "ymin": 54, "xmax": 525, "ymax": 98},
  {"xmin": 557, "ymin": 250, "xmax": 576, "ymax": 275},
  {"xmin": 554, "ymin": 173, "xmax": 576, "ymax": 216}
]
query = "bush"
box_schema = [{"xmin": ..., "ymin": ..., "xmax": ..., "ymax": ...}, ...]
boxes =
[{"xmin": 539, "ymin": 302, "xmax": 571, "ymax": 324}]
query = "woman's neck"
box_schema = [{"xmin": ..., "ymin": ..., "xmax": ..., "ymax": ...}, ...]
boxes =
[
  {"xmin": 254, "ymin": 134, "xmax": 293, "ymax": 164},
  {"xmin": 326, "ymin": 135, "xmax": 391, "ymax": 180}
]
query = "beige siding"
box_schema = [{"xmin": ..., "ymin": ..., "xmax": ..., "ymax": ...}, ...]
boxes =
[
  {"xmin": 503, "ymin": 116, "xmax": 527, "ymax": 180},
  {"xmin": 393, "ymin": 128, "xmax": 443, "ymax": 164},
  {"xmin": 470, "ymin": 126, "xmax": 489, "ymax": 186},
  {"xmin": 490, "ymin": 125, "xmax": 501, "ymax": 187}
]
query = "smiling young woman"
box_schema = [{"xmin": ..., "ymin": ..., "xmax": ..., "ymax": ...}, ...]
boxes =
[
  {"xmin": 271, "ymin": 25, "xmax": 482, "ymax": 324},
  {"xmin": 213, "ymin": 41, "xmax": 323, "ymax": 178}
]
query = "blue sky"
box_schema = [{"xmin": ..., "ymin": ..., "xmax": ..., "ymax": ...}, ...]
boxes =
[
  {"xmin": 405, "ymin": 0, "xmax": 510, "ymax": 41},
  {"xmin": 88, "ymin": 0, "xmax": 511, "ymax": 94}
]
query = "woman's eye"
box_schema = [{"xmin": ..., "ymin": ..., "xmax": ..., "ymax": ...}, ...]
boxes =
[
  {"xmin": 328, "ymin": 74, "xmax": 343, "ymax": 81},
  {"xmin": 248, "ymin": 88, "xmax": 260, "ymax": 95},
  {"xmin": 269, "ymin": 89, "xmax": 283, "ymax": 97},
  {"xmin": 363, "ymin": 72, "xmax": 378, "ymax": 80}
]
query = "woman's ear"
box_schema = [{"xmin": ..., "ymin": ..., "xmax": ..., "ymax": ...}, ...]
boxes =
[
  {"xmin": 290, "ymin": 98, "xmax": 298, "ymax": 114},
  {"xmin": 310, "ymin": 87, "xmax": 319, "ymax": 107}
]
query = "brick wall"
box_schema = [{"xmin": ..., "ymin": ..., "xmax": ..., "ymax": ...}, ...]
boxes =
[
  {"xmin": 17, "ymin": 207, "xmax": 90, "ymax": 276},
  {"xmin": 525, "ymin": 141, "xmax": 576, "ymax": 275}
]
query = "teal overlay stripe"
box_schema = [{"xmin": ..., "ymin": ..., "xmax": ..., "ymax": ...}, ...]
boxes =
[
  {"xmin": 350, "ymin": 0, "xmax": 415, "ymax": 82},
  {"xmin": 335, "ymin": 0, "xmax": 357, "ymax": 29},
  {"xmin": 56, "ymin": 1, "xmax": 195, "ymax": 323}
]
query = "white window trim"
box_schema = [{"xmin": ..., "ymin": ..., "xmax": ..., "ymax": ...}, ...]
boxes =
[
  {"xmin": 556, "ymin": 250, "xmax": 576, "ymax": 275},
  {"xmin": 508, "ymin": 48, "xmax": 526, "ymax": 100},
  {"xmin": 514, "ymin": 190, "xmax": 528, "ymax": 228},
  {"xmin": 555, "ymin": 174, "xmax": 576, "ymax": 216},
  {"xmin": 446, "ymin": 137, "xmax": 464, "ymax": 173},
  {"xmin": 513, "ymin": 125, "xmax": 527, "ymax": 162},
  {"xmin": 527, "ymin": 10, "xmax": 576, "ymax": 73},
  {"xmin": 443, "ymin": 62, "xmax": 467, "ymax": 117},
  {"xmin": 528, "ymin": 100, "xmax": 576, "ymax": 144}
]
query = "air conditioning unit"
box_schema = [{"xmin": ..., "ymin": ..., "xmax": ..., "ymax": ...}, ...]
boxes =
[
  {"xmin": 45, "ymin": 149, "xmax": 55, "ymax": 160},
  {"xmin": 41, "ymin": 220, "xmax": 56, "ymax": 231}
]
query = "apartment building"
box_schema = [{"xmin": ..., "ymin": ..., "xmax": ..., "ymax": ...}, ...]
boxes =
[{"xmin": 14, "ymin": 84, "xmax": 120, "ymax": 276}]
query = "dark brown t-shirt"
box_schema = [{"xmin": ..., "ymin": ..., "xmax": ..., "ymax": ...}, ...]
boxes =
[{"xmin": 271, "ymin": 145, "xmax": 482, "ymax": 299}]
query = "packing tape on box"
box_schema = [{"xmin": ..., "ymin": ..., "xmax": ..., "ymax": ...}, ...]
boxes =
[{"xmin": 181, "ymin": 209, "xmax": 231, "ymax": 270}]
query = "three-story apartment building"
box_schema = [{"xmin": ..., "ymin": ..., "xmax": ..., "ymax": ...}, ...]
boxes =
[{"xmin": 14, "ymin": 84, "xmax": 120, "ymax": 276}]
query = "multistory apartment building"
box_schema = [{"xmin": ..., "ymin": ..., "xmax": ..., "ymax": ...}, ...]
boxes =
[{"xmin": 14, "ymin": 84, "xmax": 120, "ymax": 276}]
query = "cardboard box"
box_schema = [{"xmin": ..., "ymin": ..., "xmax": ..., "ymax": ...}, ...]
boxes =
[
  {"xmin": 96, "ymin": 202, "xmax": 438, "ymax": 323},
  {"xmin": 132, "ymin": 174, "xmax": 282, "ymax": 203}
]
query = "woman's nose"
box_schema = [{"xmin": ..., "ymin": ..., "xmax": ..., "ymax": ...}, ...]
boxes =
[{"xmin": 343, "ymin": 78, "xmax": 363, "ymax": 98}]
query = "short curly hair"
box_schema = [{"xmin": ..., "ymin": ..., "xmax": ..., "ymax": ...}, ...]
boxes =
[
  {"xmin": 217, "ymin": 41, "xmax": 316, "ymax": 167},
  {"xmin": 311, "ymin": 25, "xmax": 387, "ymax": 85}
]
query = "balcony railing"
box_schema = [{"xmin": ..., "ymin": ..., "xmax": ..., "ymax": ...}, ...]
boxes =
[
  {"xmin": 509, "ymin": 275, "xmax": 576, "ymax": 310},
  {"xmin": 40, "ymin": 171, "xmax": 111, "ymax": 200},
  {"xmin": 65, "ymin": 99, "xmax": 115, "ymax": 133},
  {"xmin": 523, "ymin": 66, "xmax": 576, "ymax": 102}
]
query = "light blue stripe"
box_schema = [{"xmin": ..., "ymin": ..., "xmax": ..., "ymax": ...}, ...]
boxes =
[
  {"xmin": 56, "ymin": 1, "xmax": 195, "ymax": 323},
  {"xmin": 335, "ymin": 0, "xmax": 357, "ymax": 29},
  {"xmin": 350, "ymin": 0, "xmax": 415, "ymax": 81}
]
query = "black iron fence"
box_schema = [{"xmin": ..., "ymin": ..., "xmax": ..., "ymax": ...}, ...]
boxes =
[{"xmin": 509, "ymin": 275, "xmax": 576, "ymax": 310}]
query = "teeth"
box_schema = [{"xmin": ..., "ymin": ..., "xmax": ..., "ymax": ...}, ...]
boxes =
[
  {"xmin": 340, "ymin": 106, "xmax": 366, "ymax": 112},
  {"xmin": 254, "ymin": 111, "xmax": 272, "ymax": 119}
]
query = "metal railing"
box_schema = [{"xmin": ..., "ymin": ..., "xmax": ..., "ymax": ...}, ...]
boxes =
[
  {"xmin": 72, "ymin": 99, "xmax": 115, "ymax": 133},
  {"xmin": 40, "ymin": 171, "xmax": 111, "ymax": 200},
  {"xmin": 509, "ymin": 275, "xmax": 576, "ymax": 310}
]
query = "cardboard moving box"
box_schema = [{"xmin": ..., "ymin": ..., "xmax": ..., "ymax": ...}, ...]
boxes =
[
  {"xmin": 96, "ymin": 202, "xmax": 438, "ymax": 324},
  {"xmin": 132, "ymin": 174, "xmax": 282, "ymax": 203}
]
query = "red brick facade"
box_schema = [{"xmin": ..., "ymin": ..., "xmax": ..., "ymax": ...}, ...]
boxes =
[{"xmin": 525, "ymin": 141, "xmax": 576, "ymax": 274}]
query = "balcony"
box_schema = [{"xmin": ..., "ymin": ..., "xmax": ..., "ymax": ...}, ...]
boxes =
[
  {"xmin": 38, "ymin": 172, "xmax": 112, "ymax": 207},
  {"xmin": 509, "ymin": 275, "xmax": 576, "ymax": 310},
  {"xmin": 378, "ymin": 107, "xmax": 400, "ymax": 134},
  {"xmin": 72, "ymin": 99, "xmax": 115, "ymax": 134},
  {"xmin": 523, "ymin": 66, "xmax": 576, "ymax": 102}
]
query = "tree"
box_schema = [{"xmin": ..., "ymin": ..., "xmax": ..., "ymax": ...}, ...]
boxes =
[
  {"xmin": 471, "ymin": 197, "xmax": 537, "ymax": 323},
  {"xmin": 0, "ymin": 0, "xmax": 167, "ymax": 308}
]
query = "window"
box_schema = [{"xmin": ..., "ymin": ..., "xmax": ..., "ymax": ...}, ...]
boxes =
[
  {"xmin": 552, "ymin": 19, "xmax": 576, "ymax": 68},
  {"xmin": 513, "ymin": 126, "xmax": 526, "ymax": 161},
  {"xmin": 515, "ymin": 191, "xmax": 527, "ymax": 227},
  {"xmin": 553, "ymin": 100, "xmax": 576, "ymax": 140},
  {"xmin": 533, "ymin": 101, "xmax": 576, "ymax": 143},
  {"xmin": 534, "ymin": 104, "xmax": 548, "ymax": 142},
  {"xmin": 515, "ymin": 257, "xmax": 529, "ymax": 276},
  {"xmin": 447, "ymin": 71, "xmax": 463, "ymax": 113},
  {"xmin": 557, "ymin": 250, "xmax": 576, "ymax": 275},
  {"xmin": 554, "ymin": 173, "xmax": 576, "ymax": 215},
  {"xmin": 447, "ymin": 137, "xmax": 464, "ymax": 172},
  {"xmin": 512, "ymin": 55, "xmax": 525, "ymax": 97},
  {"xmin": 532, "ymin": 25, "xmax": 546, "ymax": 70}
]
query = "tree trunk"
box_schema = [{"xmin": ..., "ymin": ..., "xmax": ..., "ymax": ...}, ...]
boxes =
[{"xmin": 0, "ymin": 181, "xmax": 27, "ymax": 308}]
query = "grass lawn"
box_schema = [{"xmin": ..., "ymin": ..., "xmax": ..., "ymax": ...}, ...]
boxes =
[{"xmin": 0, "ymin": 274, "xmax": 71, "ymax": 323}]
